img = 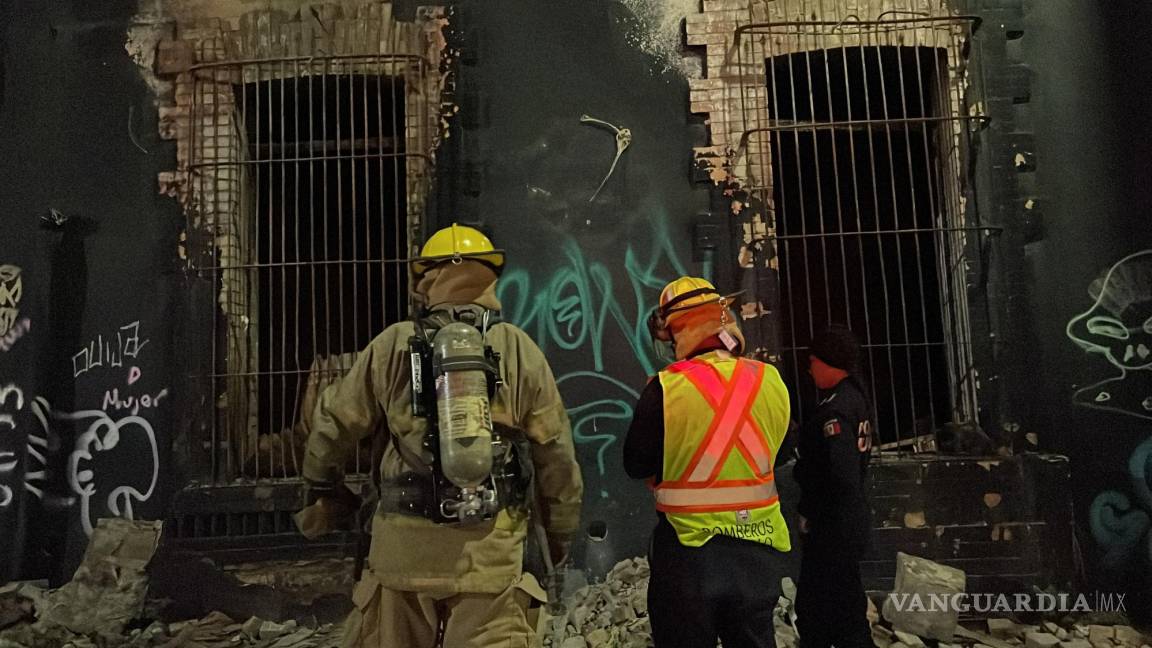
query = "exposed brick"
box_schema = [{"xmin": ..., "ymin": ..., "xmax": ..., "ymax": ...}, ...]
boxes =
[
  {"xmin": 687, "ymin": 32, "xmax": 729, "ymax": 46},
  {"xmin": 156, "ymin": 39, "xmax": 196, "ymax": 74},
  {"xmin": 703, "ymin": 0, "xmax": 752, "ymax": 11}
]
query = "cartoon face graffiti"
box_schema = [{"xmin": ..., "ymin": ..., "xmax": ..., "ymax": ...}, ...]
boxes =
[
  {"xmin": 39, "ymin": 401, "xmax": 160, "ymax": 536},
  {"xmin": 1066, "ymin": 250, "xmax": 1152, "ymax": 419}
]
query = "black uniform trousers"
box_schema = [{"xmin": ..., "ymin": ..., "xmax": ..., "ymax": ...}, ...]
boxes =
[
  {"xmin": 648, "ymin": 517, "xmax": 784, "ymax": 648},
  {"xmin": 795, "ymin": 533, "xmax": 873, "ymax": 648}
]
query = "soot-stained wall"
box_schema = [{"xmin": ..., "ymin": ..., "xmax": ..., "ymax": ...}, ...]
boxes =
[
  {"xmin": 0, "ymin": 0, "xmax": 181, "ymax": 583},
  {"xmin": 1020, "ymin": 0, "xmax": 1152, "ymax": 619},
  {"xmin": 440, "ymin": 0, "xmax": 721, "ymax": 571}
]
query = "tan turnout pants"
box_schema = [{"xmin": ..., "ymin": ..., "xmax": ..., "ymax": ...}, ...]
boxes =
[{"xmin": 342, "ymin": 573, "xmax": 541, "ymax": 648}]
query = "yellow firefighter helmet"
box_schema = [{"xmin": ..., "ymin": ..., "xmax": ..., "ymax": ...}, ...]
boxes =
[{"xmin": 411, "ymin": 224, "xmax": 506, "ymax": 277}]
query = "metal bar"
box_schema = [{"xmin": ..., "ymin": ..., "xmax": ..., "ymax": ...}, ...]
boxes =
[
  {"xmin": 832, "ymin": 3, "xmax": 884, "ymax": 432},
  {"xmin": 189, "ymin": 150, "xmax": 433, "ymax": 169},
  {"xmin": 764, "ymin": 15, "xmax": 804, "ymax": 417},
  {"xmin": 739, "ymin": 115, "xmax": 989, "ymax": 146},
  {"xmin": 735, "ymin": 16, "xmax": 982, "ymax": 41},
  {"xmin": 801, "ymin": 10, "xmax": 834, "ymax": 330},
  {"xmin": 904, "ymin": 40, "xmax": 942, "ymax": 433},
  {"xmin": 191, "ymin": 257, "xmax": 412, "ymax": 272},
  {"xmin": 819, "ymin": 0, "xmax": 854, "ymax": 331},
  {"xmin": 872, "ymin": 32, "xmax": 920, "ymax": 444},
  {"xmin": 251, "ymin": 136, "xmax": 399, "ymax": 156},
  {"xmin": 785, "ymin": 339, "xmax": 953, "ymax": 351},
  {"xmin": 278, "ymin": 51, "xmax": 289, "ymax": 479},
  {"xmin": 856, "ymin": 29, "xmax": 902, "ymax": 443},
  {"xmin": 321, "ymin": 65, "xmax": 333, "ymax": 437},
  {"xmin": 290, "ymin": 58, "xmax": 303, "ymax": 478},
  {"xmin": 307, "ymin": 62, "xmax": 321, "ymax": 461},
  {"xmin": 766, "ymin": 226, "xmax": 1000, "ymax": 240},
  {"xmin": 264, "ymin": 57, "xmax": 276, "ymax": 478},
  {"xmin": 189, "ymin": 53, "xmax": 430, "ymax": 72}
]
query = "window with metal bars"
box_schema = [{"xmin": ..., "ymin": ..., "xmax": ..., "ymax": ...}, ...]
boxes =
[
  {"xmin": 737, "ymin": 16, "xmax": 985, "ymax": 452},
  {"xmin": 185, "ymin": 55, "xmax": 429, "ymax": 484}
]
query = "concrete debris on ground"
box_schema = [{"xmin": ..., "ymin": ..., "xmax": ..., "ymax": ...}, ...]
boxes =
[
  {"xmin": 43, "ymin": 519, "xmax": 164, "ymax": 637},
  {"xmin": 882, "ymin": 552, "xmax": 967, "ymax": 641},
  {"xmin": 4, "ymin": 541, "xmax": 1149, "ymax": 648},
  {"xmin": 540, "ymin": 553, "xmax": 1150, "ymax": 648},
  {"xmin": 0, "ymin": 602, "xmax": 343, "ymax": 648},
  {"xmin": 542, "ymin": 558, "xmax": 652, "ymax": 648},
  {"xmin": 0, "ymin": 519, "xmax": 343, "ymax": 648}
]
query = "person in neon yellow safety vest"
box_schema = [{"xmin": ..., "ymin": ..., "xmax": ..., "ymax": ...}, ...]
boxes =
[{"xmin": 624, "ymin": 276, "xmax": 792, "ymax": 648}]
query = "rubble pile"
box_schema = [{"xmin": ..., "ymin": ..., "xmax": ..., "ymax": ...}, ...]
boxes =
[
  {"xmin": 542, "ymin": 558, "xmax": 653, "ymax": 648},
  {"xmin": 542, "ymin": 559, "xmax": 803, "ymax": 648},
  {"xmin": 0, "ymin": 585, "xmax": 344, "ymax": 648},
  {"xmin": 943, "ymin": 619, "xmax": 1152, "ymax": 648},
  {"xmin": 0, "ymin": 519, "xmax": 344, "ymax": 648}
]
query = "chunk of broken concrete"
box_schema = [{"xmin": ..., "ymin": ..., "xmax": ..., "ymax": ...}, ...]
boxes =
[
  {"xmin": 990, "ymin": 619, "xmax": 1021, "ymax": 639},
  {"xmin": 1061, "ymin": 639, "xmax": 1094, "ymax": 648},
  {"xmin": 881, "ymin": 552, "xmax": 966, "ymax": 641},
  {"xmin": 1115, "ymin": 627, "xmax": 1147, "ymax": 648},
  {"xmin": 40, "ymin": 519, "xmax": 163, "ymax": 637},
  {"xmin": 1088, "ymin": 627, "xmax": 1115, "ymax": 644},
  {"xmin": 1026, "ymin": 632, "xmax": 1062, "ymax": 648},
  {"xmin": 894, "ymin": 630, "xmax": 927, "ymax": 648},
  {"xmin": 259, "ymin": 619, "xmax": 295, "ymax": 639},
  {"xmin": 781, "ymin": 577, "xmax": 797, "ymax": 603}
]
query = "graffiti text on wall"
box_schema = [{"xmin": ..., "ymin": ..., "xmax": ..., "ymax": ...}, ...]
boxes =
[
  {"xmin": 72, "ymin": 321, "xmax": 150, "ymax": 379},
  {"xmin": 1, "ymin": 316, "xmax": 166, "ymax": 535},
  {"xmin": 1066, "ymin": 250, "xmax": 1152, "ymax": 420},
  {"xmin": 498, "ymin": 218, "xmax": 688, "ymax": 478}
]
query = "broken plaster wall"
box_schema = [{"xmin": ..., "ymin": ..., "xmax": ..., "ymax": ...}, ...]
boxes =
[
  {"xmin": 684, "ymin": 0, "xmax": 973, "ymax": 366},
  {"xmin": 127, "ymin": 0, "xmax": 449, "ymax": 482}
]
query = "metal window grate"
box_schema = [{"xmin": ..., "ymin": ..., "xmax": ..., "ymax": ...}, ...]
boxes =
[
  {"xmin": 184, "ymin": 53, "xmax": 434, "ymax": 483},
  {"xmin": 733, "ymin": 12, "xmax": 987, "ymax": 451}
]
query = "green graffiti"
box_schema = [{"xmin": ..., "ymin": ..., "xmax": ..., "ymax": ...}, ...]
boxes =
[
  {"xmin": 499, "ymin": 221, "xmax": 688, "ymax": 376},
  {"xmin": 1090, "ymin": 436, "xmax": 1152, "ymax": 569},
  {"xmin": 498, "ymin": 218, "xmax": 690, "ymax": 476}
]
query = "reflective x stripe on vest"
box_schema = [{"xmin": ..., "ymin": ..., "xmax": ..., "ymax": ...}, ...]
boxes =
[{"xmin": 655, "ymin": 358, "xmax": 779, "ymax": 513}]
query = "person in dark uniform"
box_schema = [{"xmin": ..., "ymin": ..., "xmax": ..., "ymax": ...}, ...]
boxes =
[{"xmin": 794, "ymin": 325, "xmax": 875, "ymax": 648}]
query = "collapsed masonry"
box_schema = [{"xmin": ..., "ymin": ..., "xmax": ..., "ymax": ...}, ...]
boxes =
[
  {"xmin": 544, "ymin": 555, "xmax": 1148, "ymax": 648},
  {"xmin": 0, "ymin": 520, "xmax": 344, "ymax": 648}
]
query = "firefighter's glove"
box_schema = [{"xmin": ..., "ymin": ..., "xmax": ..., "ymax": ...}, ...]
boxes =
[{"xmin": 295, "ymin": 482, "xmax": 360, "ymax": 540}]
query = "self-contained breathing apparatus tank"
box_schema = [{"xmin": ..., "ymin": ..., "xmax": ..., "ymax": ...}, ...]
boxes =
[
  {"xmin": 408, "ymin": 311, "xmax": 518, "ymax": 525},
  {"xmin": 432, "ymin": 323, "xmax": 495, "ymax": 487}
]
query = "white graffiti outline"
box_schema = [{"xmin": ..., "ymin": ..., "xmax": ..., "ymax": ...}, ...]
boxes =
[
  {"xmin": 0, "ymin": 383, "xmax": 25, "ymax": 507},
  {"xmin": 34, "ymin": 397, "xmax": 159, "ymax": 535},
  {"xmin": 1066, "ymin": 250, "xmax": 1152, "ymax": 421}
]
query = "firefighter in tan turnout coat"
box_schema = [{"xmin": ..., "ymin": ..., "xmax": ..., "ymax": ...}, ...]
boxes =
[{"xmin": 298, "ymin": 224, "xmax": 583, "ymax": 647}]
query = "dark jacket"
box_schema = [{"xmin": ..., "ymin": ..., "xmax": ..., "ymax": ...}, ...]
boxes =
[{"xmin": 793, "ymin": 376, "xmax": 873, "ymax": 555}]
